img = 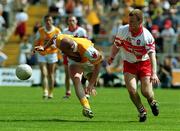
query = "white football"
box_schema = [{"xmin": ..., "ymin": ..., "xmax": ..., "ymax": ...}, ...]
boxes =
[{"xmin": 15, "ymin": 64, "xmax": 32, "ymax": 80}]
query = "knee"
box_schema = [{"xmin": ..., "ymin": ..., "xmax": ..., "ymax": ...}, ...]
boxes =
[
  {"xmin": 127, "ymin": 87, "xmax": 137, "ymax": 96},
  {"xmin": 42, "ymin": 72, "xmax": 48, "ymax": 78},
  {"xmin": 50, "ymin": 74, "xmax": 55, "ymax": 80},
  {"xmin": 141, "ymin": 90, "xmax": 149, "ymax": 97},
  {"xmin": 74, "ymin": 72, "xmax": 83, "ymax": 81},
  {"xmin": 141, "ymin": 90, "xmax": 153, "ymax": 98}
]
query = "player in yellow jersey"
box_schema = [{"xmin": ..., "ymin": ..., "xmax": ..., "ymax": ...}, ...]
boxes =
[
  {"xmin": 62, "ymin": 16, "xmax": 88, "ymax": 99},
  {"xmin": 35, "ymin": 34, "xmax": 103, "ymax": 118},
  {"xmin": 34, "ymin": 15, "xmax": 61, "ymax": 99}
]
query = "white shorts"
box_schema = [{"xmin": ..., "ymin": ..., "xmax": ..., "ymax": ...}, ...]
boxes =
[
  {"xmin": 37, "ymin": 53, "xmax": 58, "ymax": 64},
  {"xmin": 68, "ymin": 59, "xmax": 94, "ymax": 77}
]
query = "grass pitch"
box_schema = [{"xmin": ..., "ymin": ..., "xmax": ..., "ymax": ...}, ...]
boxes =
[{"xmin": 0, "ymin": 86, "xmax": 180, "ymax": 131}]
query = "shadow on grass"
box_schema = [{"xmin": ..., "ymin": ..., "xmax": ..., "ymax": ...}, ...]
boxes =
[{"xmin": 0, "ymin": 119, "xmax": 137, "ymax": 123}]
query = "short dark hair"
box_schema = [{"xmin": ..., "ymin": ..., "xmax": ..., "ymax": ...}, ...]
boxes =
[
  {"xmin": 129, "ymin": 9, "xmax": 143, "ymax": 22},
  {"xmin": 44, "ymin": 14, "xmax": 52, "ymax": 21}
]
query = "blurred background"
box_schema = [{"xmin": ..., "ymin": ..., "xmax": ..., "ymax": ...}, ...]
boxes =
[{"xmin": 0, "ymin": 0, "xmax": 179, "ymax": 88}]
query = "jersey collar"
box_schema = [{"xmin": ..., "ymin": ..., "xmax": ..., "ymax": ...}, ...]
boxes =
[
  {"xmin": 44, "ymin": 26, "xmax": 55, "ymax": 33},
  {"xmin": 68, "ymin": 26, "xmax": 78, "ymax": 32},
  {"xmin": 129, "ymin": 24, "xmax": 143, "ymax": 37}
]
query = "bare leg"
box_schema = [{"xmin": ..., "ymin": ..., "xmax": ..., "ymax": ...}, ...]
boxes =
[
  {"xmin": 69, "ymin": 64, "xmax": 86, "ymax": 100},
  {"xmin": 69, "ymin": 64, "xmax": 93, "ymax": 118},
  {"xmin": 124, "ymin": 73, "xmax": 143, "ymax": 110},
  {"xmin": 141, "ymin": 76, "xmax": 159, "ymax": 116},
  {"xmin": 39, "ymin": 63, "xmax": 48, "ymax": 97},
  {"xmin": 64, "ymin": 64, "xmax": 71, "ymax": 97},
  {"xmin": 140, "ymin": 76, "xmax": 154, "ymax": 103},
  {"xmin": 124, "ymin": 73, "xmax": 147, "ymax": 122},
  {"xmin": 47, "ymin": 63, "xmax": 56, "ymax": 98}
]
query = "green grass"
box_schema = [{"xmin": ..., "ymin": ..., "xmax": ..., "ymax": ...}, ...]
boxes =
[{"xmin": 0, "ymin": 86, "xmax": 180, "ymax": 131}]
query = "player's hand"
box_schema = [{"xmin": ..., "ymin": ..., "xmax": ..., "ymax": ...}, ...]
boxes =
[
  {"xmin": 34, "ymin": 46, "xmax": 44, "ymax": 52},
  {"xmin": 86, "ymin": 86, "xmax": 97, "ymax": 96},
  {"xmin": 52, "ymin": 34, "xmax": 58, "ymax": 39},
  {"xmin": 107, "ymin": 57, "xmax": 114, "ymax": 65},
  {"xmin": 91, "ymin": 88, "xmax": 97, "ymax": 96},
  {"xmin": 150, "ymin": 73, "xmax": 160, "ymax": 85}
]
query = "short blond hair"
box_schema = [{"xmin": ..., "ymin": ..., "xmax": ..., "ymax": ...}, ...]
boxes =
[{"xmin": 129, "ymin": 9, "xmax": 143, "ymax": 22}]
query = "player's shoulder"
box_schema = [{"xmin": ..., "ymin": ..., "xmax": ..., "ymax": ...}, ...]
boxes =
[
  {"xmin": 143, "ymin": 27, "xmax": 151, "ymax": 34},
  {"xmin": 77, "ymin": 26, "xmax": 86, "ymax": 31},
  {"xmin": 119, "ymin": 24, "xmax": 129, "ymax": 30},
  {"xmin": 116, "ymin": 25, "xmax": 129, "ymax": 36},
  {"xmin": 117, "ymin": 25, "xmax": 129, "ymax": 33},
  {"xmin": 142, "ymin": 27, "xmax": 154, "ymax": 43},
  {"xmin": 142, "ymin": 27, "xmax": 153, "ymax": 37},
  {"xmin": 62, "ymin": 28, "xmax": 69, "ymax": 33}
]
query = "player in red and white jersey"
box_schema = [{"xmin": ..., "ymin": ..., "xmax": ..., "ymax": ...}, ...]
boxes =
[
  {"xmin": 63, "ymin": 16, "xmax": 87, "ymax": 38},
  {"xmin": 113, "ymin": 24, "xmax": 155, "ymax": 63},
  {"xmin": 62, "ymin": 16, "xmax": 88, "ymax": 98},
  {"xmin": 108, "ymin": 9, "xmax": 160, "ymax": 122}
]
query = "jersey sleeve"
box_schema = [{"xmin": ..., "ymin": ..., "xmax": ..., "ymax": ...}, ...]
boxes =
[
  {"xmin": 84, "ymin": 46, "xmax": 102, "ymax": 65},
  {"xmin": 113, "ymin": 26, "xmax": 125, "ymax": 48},
  {"xmin": 62, "ymin": 28, "xmax": 68, "ymax": 34},
  {"xmin": 144, "ymin": 30, "xmax": 155, "ymax": 54},
  {"xmin": 78, "ymin": 28, "xmax": 87, "ymax": 38}
]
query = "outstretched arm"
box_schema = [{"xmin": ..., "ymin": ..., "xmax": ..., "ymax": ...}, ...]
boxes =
[
  {"xmin": 86, "ymin": 62, "xmax": 101, "ymax": 95},
  {"xmin": 34, "ymin": 34, "xmax": 58, "ymax": 52},
  {"xmin": 44, "ymin": 34, "xmax": 58, "ymax": 50},
  {"xmin": 108, "ymin": 44, "xmax": 120, "ymax": 65}
]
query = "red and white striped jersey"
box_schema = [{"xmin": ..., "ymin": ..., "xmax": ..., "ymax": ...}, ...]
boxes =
[
  {"xmin": 114, "ymin": 25, "xmax": 155, "ymax": 63},
  {"xmin": 63, "ymin": 26, "xmax": 87, "ymax": 38}
]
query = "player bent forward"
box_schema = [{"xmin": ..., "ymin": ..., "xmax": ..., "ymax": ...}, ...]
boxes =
[
  {"xmin": 108, "ymin": 9, "xmax": 160, "ymax": 122},
  {"xmin": 35, "ymin": 34, "xmax": 102, "ymax": 118}
]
